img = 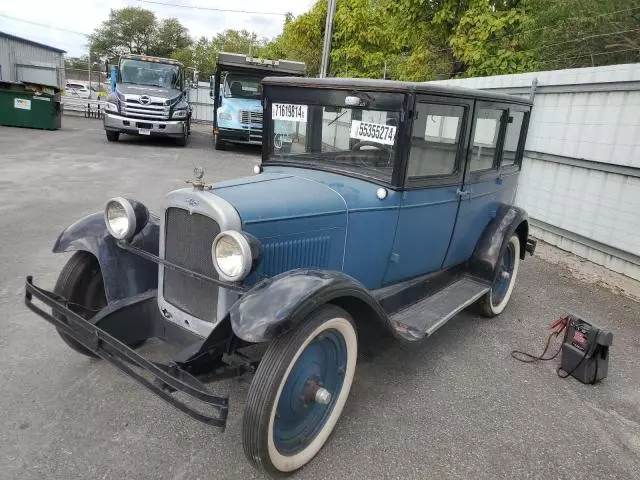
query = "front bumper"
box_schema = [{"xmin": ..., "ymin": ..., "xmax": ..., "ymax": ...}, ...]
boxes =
[
  {"xmin": 104, "ymin": 112, "xmax": 186, "ymax": 137},
  {"xmin": 217, "ymin": 127, "xmax": 262, "ymax": 145},
  {"xmin": 24, "ymin": 276, "xmax": 229, "ymax": 429}
]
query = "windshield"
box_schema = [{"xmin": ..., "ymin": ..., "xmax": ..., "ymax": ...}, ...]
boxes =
[
  {"xmin": 119, "ymin": 59, "xmax": 181, "ymax": 89},
  {"xmin": 224, "ymin": 73, "xmax": 262, "ymax": 99},
  {"xmin": 267, "ymin": 103, "xmax": 400, "ymax": 183}
]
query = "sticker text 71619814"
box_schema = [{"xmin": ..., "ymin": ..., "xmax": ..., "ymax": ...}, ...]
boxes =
[
  {"xmin": 350, "ymin": 120, "xmax": 397, "ymax": 146},
  {"xmin": 272, "ymin": 103, "xmax": 308, "ymax": 122}
]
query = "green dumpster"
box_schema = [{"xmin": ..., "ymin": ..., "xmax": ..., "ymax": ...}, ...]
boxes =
[{"xmin": 0, "ymin": 81, "xmax": 62, "ymax": 130}]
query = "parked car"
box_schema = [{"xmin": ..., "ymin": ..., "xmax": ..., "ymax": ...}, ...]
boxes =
[
  {"xmin": 65, "ymin": 81, "xmax": 91, "ymax": 99},
  {"xmin": 25, "ymin": 77, "xmax": 536, "ymax": 476}
]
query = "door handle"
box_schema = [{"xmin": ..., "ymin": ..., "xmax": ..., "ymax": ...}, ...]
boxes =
[{"xmin": 456, "ymin": 188, "xmax": 471, "ymax": 199}]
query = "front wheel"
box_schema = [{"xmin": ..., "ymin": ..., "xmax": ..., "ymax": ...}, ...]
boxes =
[
  {"xmin": 105, "ymin": 130, "xmax": 119, "ymax": 142},
  {"xmin": 214, "ymin": 134, "xmax": 226, "ymax": 150},
  {"xmin": 476, "ymin": 234, "xmax": 521, "ymax": 317},
  {"xmin": 53, "ymin": 252, "xmax": 107, "ymax": 358},
  {"xmin": 242, "ymin": 305, "xmax": 357, "ymax": 475}
]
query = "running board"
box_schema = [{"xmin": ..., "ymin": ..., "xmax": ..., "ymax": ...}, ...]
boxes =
[{"xmin": 389, "ymin": 277, "xmax": 490, "ymax": 340}]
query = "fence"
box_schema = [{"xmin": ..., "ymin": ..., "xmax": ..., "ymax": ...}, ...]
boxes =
[
  {"xmin": 61, "ymin": 82, "xmax": 214, "ymax": 123},
  {"xmin": 429, "ymin": 63, "xmax": 640, "ymax": 281}
]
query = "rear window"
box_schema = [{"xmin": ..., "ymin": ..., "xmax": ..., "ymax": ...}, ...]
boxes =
[{"xmin": 67, "ymin": 83, "xmax": 86, "ymax": 89}]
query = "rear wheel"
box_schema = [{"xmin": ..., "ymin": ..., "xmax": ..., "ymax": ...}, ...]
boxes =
[
  {"xmin": 242, "ymin": 305, "xmax": 357, "ymax": 475},
  {"xmin": 476, "ymin": 234, "xmax": 521, "ymax": 317},
  {"xmin": 106, "ymin": 130, "xmax": 119, "ymax": 142},
  {"xmin": 53, "ymin": 252, "xmax": 107, "ymax": 358}
]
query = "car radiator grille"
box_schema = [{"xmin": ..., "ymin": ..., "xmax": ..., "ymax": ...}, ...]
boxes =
[
  {"xmin": 163, "ymin": 207, "xmax": 220, "ymax": 323},
  {"xmin": 240, "ymin": 110, "xmax": 263, "ymax": 125},
  {"xmin": 122, "ymin": 99, "xmax": 169, "ymax": 120}
]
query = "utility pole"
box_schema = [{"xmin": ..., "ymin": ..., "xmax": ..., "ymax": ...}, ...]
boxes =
[{"xmin": 319, "ymin": 0, "xmax": 337, "ymax": 78}]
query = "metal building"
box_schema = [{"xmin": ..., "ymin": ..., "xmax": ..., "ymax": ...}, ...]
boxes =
[
  {"xmin": 0, "ymin": 31, "xmax": 65, "ymax": 89},
  {"xmin": 429, "ymin": 63, "xmax": 640, "ymax": 282}
]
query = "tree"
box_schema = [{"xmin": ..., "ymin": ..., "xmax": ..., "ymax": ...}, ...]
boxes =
[
  {"xmin": 153, "ymin": 18, "xmax": 192, "ymax": 58},
  {"xmin": 90, "ymin": 7, "xmax": 192, "ymax": 60}
]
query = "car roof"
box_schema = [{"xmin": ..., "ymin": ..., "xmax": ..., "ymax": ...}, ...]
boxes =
[{"xmin": 262, "ymin": 76, "xmax": 533, "ymax": 105}]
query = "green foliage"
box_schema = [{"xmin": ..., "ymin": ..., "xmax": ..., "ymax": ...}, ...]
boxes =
[
  {"xmin": 91, "ymin": 1, "xmax": 640, "ymax": 82},
  {"xmin": 90, "ymin": 7, "xmax": 192, "ymax": 61}
]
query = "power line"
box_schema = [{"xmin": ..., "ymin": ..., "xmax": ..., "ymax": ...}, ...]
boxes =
[
  {"xmin": 0, "ymin": 13, "xmax": 90, "ymax": 37},
  {"xmin": 135, "ymin": 0, "xmax": 288, "ymax": 16}
]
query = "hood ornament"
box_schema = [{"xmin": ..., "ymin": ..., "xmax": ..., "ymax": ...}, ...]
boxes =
[{"xmin": 186, "ymin": 166, "xmax": 212, "ymax": 190}]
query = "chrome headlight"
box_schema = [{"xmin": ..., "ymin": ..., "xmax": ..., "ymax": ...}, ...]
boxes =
[
  {"xmin": 104, "ymin": 197, "xmax": 148, "ymax": 240},
  {"xmin": 172, "ymin": 109, "xmax": 188, "ymax": 119},
  {"xmin": 212, "ymin": 231, "xmax": 254, "ymax": 282},
  {"xmin": 105, "ymin": 102, "xmax": 118, "ymax": 113},
  {"xmin": 218, "ymin": 111, "xmax": 232, "ymax": 121}
]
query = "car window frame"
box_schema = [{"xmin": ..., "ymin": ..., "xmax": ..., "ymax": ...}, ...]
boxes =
[
  {"xmin": 465, "ymin": 101, "xmax": 509, "ymax": 183},
  {"xmin": 262, "ymin": 86, "xmax": 408, "ymax": 188},
  {"xmin": 402, "ymin": 94, "xmax": 473, "ymax": 189},
  {"xmin": 498, "ymin": 104, "xmax": 531, "ymax": 176}
]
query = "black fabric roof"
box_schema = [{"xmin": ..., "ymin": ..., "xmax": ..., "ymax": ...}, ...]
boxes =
[{"xmin": 263, "ymin": 76, "xmax": 533, "ymax": 105}]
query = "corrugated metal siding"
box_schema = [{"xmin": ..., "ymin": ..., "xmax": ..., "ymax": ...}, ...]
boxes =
[
  {"xmin": 430, "ymin": 64, "xmax": 640, "ymax": 282},
  {"xmin": 0, "ymin": 36, "xmax": 64, "ymax": 87}
]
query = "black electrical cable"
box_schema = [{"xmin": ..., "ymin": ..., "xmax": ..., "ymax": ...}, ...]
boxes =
[{"xmin": 511, "ymin": 317, "xmax": 601, "ymax": 384}]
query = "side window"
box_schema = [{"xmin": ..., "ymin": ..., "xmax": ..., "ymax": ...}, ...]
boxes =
[
  {"xmin": 502, "ymin": 110, "xmax": 525, "ymax": 167},
  {"xmin": 470, "ymin": 108, "xmax": 505, "ymax": 172},
  {"xmin": 407, "ymin": 103, "xmax": 464, "ymax": 178}
]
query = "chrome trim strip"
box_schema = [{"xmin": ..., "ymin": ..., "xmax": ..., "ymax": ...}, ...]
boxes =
[{"xmin": 158, "ymin": 189, "xmax": 243, "ymax": 338}]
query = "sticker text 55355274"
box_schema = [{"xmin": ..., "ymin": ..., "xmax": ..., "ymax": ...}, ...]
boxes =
[{"xmin": 350, "ymin": 120, "xmax": 396, "ymax": 146}]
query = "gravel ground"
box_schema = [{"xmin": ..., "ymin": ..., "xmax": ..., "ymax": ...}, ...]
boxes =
[{"xmin": 1, "ymin": 117, "xmax": 639, "ymax": 480}]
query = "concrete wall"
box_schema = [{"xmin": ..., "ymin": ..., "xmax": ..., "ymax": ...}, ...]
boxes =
[
  {"xmin": 428, "ymin": 64, "xmax": 640, "ymax": 281},
  {"xmin": 0, "ymin": 35, "xmax": 65, "ymax": 88}
]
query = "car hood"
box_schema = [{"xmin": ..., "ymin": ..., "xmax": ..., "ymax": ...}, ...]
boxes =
[
  {"xmin": 116, "ymin": 83, "xmax": 182, "ymax": 100},
  {"xmin": 218, "ymin": 97, "xmax": 261, "ymax": 112},
  {"xmin": 212, "ymin": 172, "xmax": 347, "ymax": 224}
]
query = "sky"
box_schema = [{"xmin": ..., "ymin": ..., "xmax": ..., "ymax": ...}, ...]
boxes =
[{"xmin": 0, "ymin": 0, "xmax": 316, "ymax": 57}]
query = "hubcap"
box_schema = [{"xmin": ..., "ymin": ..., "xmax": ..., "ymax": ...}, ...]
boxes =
[
  {"xmin": 273, "ymin": 329, "xmax": 347, "ymax": 455},
  {"xmin": 492, "ymin": 242, "xmax": 516, "ymax": 306}
]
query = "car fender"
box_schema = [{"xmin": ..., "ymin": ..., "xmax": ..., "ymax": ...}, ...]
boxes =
[
  {"xmin": 228, "ymin": 269, "xmax": 392, "ymax": 343},
  {"xmin": 53, "ymin": 212, "xmax": 159, "ymax": 303},
  {"xmin": 468, "ymin": 204, "xmax": 529, "ymax": 283}
]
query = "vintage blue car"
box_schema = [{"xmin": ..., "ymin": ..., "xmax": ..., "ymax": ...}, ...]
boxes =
[{"xmin": 25, "ymin": 77, "xmax": 535, "ymax": 475}]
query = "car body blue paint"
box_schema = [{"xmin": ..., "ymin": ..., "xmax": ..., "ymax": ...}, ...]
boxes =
[
  {"xmin": 444, "ymin": 172, "xmax": 517, "ymax": 268},
  {"xmin": 216, "ymin": 96, "xmax": 262, "ymax": 131},
  {"xmin": 383, "ymin": 185, "xmax": 460, "ymax": 284},
  {"xmin": 213, "ymin": 166, "xmax": 401, "ymax": 289}
]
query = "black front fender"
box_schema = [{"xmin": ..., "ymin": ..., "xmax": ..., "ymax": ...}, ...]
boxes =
[
  {"xmin": 229, "ymin": 269, "xmax": 389, "ymax": 343},
  {"xmin": 53, "ymin": 212, "xmax": 159, "ymax": 302},
  {"xmin": 469, "ymin": 204, "xmax": 529, "ymax": 283}
]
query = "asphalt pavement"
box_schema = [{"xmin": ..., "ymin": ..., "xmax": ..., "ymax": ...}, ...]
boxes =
[{"xmin": 1, "ymin": 117, "xmax": 639, "ymax": 480}]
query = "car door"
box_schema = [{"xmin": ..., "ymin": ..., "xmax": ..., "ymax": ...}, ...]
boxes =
[
  {"xmin": 383, "ymin": 95, "xmax": 472, "ymax": 285},
  {"xmin": 442, "ymin": 101, "xmax": 510, "ymax": 269}
]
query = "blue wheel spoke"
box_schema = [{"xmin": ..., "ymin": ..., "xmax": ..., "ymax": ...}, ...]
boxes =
[{"xmin": 274, "ymin": 329, "xmax": 347, "ymax": 455}]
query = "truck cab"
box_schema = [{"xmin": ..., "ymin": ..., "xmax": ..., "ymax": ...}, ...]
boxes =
[
  {"xmin": 211, "ymin": 52, "xmax": 305, "ymax": 150},
  {"xmin": 103, "ymin": 54, "xmax": 195, "ymax": 147}
]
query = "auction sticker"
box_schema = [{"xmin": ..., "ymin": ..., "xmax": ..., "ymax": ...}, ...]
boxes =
[
  {"xmin": 14, "ymin": 98, "xmax": 31, "ymax": 110},
  {"xmin": 350, "ymin": 120, "xmax": 396, "ymax": 145},
  {"xmin": 272, "ymin": 103, "xmax": 307, "ymax": 121}
]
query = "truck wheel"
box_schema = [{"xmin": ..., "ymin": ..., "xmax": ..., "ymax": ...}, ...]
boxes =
[
  {"xmin": 176, "ymin": 132, "xmax": 188, "ymax": 147},
  {"xmin": 476, "ymin": 234, "xmax": 521, "ymax": 317},
  {"xmin": 53, "ymin": 252, "xmax": 107, "ymax": 358},
  {"xmin": 214, "ymin": 134, "xmax": 226, "ymax": 150},
  {"xmin": 243, "ymin": 305, "xmax": 357, "ymax": 475},
  {"xmin": 106, "ymin": 131, "xmax": 119, "ymax": 142}
]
